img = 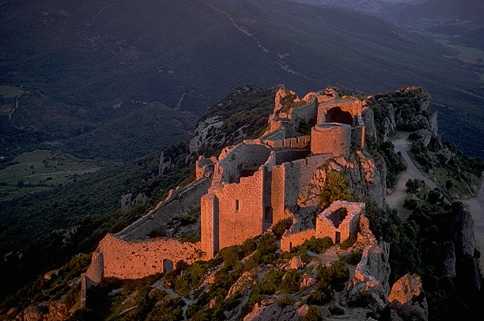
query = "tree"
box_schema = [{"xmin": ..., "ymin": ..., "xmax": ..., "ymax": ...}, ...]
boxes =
[{"xmin": 319, "ymin": 171, "xmax": 353, "ymax": 209}]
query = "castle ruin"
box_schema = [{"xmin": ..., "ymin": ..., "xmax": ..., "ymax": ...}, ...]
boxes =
[{"xmin": 83, "ymin": 87, "xmax": 380, "ymax": 293}]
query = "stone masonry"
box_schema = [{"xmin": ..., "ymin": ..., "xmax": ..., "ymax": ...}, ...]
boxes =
[{"xmin": 85, "ymin": 86, "xmax": 373, "ymax": 289}]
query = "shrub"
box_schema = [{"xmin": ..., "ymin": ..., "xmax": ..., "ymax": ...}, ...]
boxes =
[
  {"xmin": 272, "ymin": 218, "xmax": 293, "ymax": 239},
  {"xmin": 280, "ymin": 270, "xmax": 302, "ymax": 294},
  {"xmin": 319, "ymin": 171, "xmax": 353, "ymax": 209},
  {"xmin": 340, "ymin": 234, "xmax": 357, "ymax": 250},
  {"xmin": 303, "ymin": 306, "xmax": 323, "ymax": 321},
  {"xmin": 297, "ymin": 237, "xmax": 333, "ymax": 255},
  {"xmin": 220, "ymin": 246, "xmax": 242, "ymax": 269},
  {"xmin": 344, "ymin": 250, "xmax": 363, "ymax": 265}
]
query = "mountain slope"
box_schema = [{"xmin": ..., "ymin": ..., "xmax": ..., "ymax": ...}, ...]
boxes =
[{"xmin": 1, "ymin": 0, "xmax": 484, "ymax": 159}]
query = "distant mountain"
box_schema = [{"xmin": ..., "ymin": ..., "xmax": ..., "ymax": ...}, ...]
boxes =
[
  {"xmin": 1, "ymin": 0, "xmax": 483, "ymax": 159},
  {"xmin": 394, "ymin": 0, "xmax": 484, "ymax": 22},
  {"xmin": 290, "ymin": 0, "xmax": 421, "ymax": 15}
]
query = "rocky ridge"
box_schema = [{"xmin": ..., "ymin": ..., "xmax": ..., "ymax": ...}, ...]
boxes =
[{"xmin": 2, "ymin": 86, "xmax": 483, "ymax": 321}]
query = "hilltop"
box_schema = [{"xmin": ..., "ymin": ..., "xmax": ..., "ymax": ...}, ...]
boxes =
[{"xmin": 2, "ymin": 85, "xmax": 482, "ymax": 321}]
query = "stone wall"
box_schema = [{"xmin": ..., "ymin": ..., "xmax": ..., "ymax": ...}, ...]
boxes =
[
  {"xmin": 265, "ymin": 136, "xmax": 310, "ymax": 150},
  {"xmin": 311, "ymin": 123, "xmax": 351, "ymax": 158},
  {"xmin": 280, "ymin": 228, "xmax": 316, "ymax": 252},
  {"xmin": 91, "ymin": 234, "xmax": 201, "ymax": 280},
  {"xmin": 289, "ymin": 99, "xmax": 317, "ymax": 125},
  {"xmin": 315, "ymin": 201, "xmax": 364, "ymax": 244},
  {"xmin": 317, "ymin": 98, "xmax": 364, "ymax": 124},
  {"xmin": 117, "ymin": 178, "xmax": 210, "ymax": 240},
  {"xmin": 279, "ymin": 155, "xmax": 330, "ymax": 214},
  {"xmin": 202, "ymin": 168, "xmax": 266, "ymax": 258},
  {"xmin": 213, "ymin": 143, "xmax": 271, "ymax": 185}
]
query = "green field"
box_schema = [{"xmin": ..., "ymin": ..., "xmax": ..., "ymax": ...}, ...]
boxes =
[{"xmin": 0, "ymin": 150, "xmax": 101, "ymax": 201}]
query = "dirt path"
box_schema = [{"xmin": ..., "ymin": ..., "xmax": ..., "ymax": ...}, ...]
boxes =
[
  {"xmin": 463, "ymin": 176, "xmax": 484, "ymax": 270},
  {"xmin": 385, "ymin": 132, "xmax": 437, "ymax": 217}
]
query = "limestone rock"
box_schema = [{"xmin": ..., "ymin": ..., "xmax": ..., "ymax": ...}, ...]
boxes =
[
  {"xmin": 226, "ymin": 270, "xmax": 256, "ymax": 299},
  {"xmin": 388, "ymin": 274, "xmax": 428, "ymax": 321},
  {"xmin": 189, "ymin": 116, "xmax": 225, "ymax": 154},
  {"xmin": 243, "ymin": 299, "xmax": 298, "ymax": 321},
  {"xmin": 289, "ymin": 256, "xmax": 304, "ymax": 270},
  {"xmin": 300, "ymin": 273, "xmax": 317, "ymax": 289},
  {"xmin": 158, "ymin": 151, "xmax": 174, "ymax": 175},
  {"xmin": 20, "ymin": 302, "xmax": 70, "ymax": 321},
  {"xmin": 347, "ymin": 242, "xmax": 391, "ymax": 311},
  {"xmin": 388, "ymin": 274, "xmax": 423, "ymax": 305}
]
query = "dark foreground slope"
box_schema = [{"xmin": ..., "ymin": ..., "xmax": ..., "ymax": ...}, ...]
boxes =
[{"xmin": 1, "ymin": 0, "xmax": 483, "ymax": 159}]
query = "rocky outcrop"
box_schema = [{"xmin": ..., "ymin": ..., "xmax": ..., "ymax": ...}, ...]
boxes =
[
  {"xmin": 388, "ymin": 274, "xmax": 428, "ymax": 321},
  {"xmin": 16, "ymin": 302, "xmax": 70, "ymax": 321},
  {"xmin": 368, "ymin": 87, "xmax": 434, "ymax": 144},
  {"xmin": 243, "ymin": 299, "xmax": 301, "ymax": 321},
  {"xmin": 347, "ymin": 242, "xmax": 391, "ymax": 310},
  {"xmin": 388, "ymin": 274, "xmax": 424, "ymax": 305},
  {"xmin": 226, "ymin": 270, "xmax": 256, "ymax": 299},
  {"xmin": 120, "ymin": 193, "xmax": 148, "ymax": 212},
  {"xmin": 452, "ymin": 205, "xmax": 481, "ymax": 292}
]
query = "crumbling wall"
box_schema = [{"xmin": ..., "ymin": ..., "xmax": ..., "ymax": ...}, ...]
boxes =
[
  {"xmin": 117, "ymin": 178, "xmax": 210, "ymax": 240},
  {"xmin": 93, "ymin": 234, "xmax": 201, "ymax": 280},
  {"xmin": 282, "ymin": 154, "xmax": 330, "ymax": 210},
  {"xmin": 265, "ymin": 136, "xmax": 310, "ymax": 150},
  {"xmin": 203, "ymin": 168, "xmax": 266, "ymax": 258},
  {"xmin": 317, "ymin": 98, "xmax": 364, "ymax": 124},
  {"xmin": 213, "ymin": 143, "xmax": 271, "ymax": 184},
  {"xmin": 200, "ymin": 194, "xmax": 219, "ymax": 259},
  {"xmin": 289, "ymin": 99, "xmax": 317, "ymax": 125},
  {"xmin": 311, "ymin": 123, "xmax": 351, "ymax": 158},
  {"xmin": 280, "ymin": 228, "xmax": 316, "ymax": 252},
  {"xmin": 316, "ymin": 201, "xmax": 364, "ymax": 244}
]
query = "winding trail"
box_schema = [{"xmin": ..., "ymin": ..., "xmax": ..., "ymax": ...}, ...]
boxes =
[
  {"xmin": 463, "ymin": 176, "xmax": 484, "ymax": 270},
  {"xmin": 385, "ymin": 132, "xmax": 484, "ymax": 269},
  {"xmin": 385, "ymin": 132, "xmax": 436, "ymax": 217},
  {"xmin": 201, "ymin": 0, "xmax": 314, "ymax": 81}
]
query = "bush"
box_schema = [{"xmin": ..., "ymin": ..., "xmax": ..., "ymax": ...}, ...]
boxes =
[
  {"xmin": 340, "ymin": 234, "xmax": 357, "ymax": 250},
  {"xmin": 280, "ymin": 270, "xmax": 302, "ymax": 294},
  {"xmin": 296, "ymin": 237, "xmax": 333, "ymax": 255},
  {"xmin": 319, "ymin": 171, "xmax": 354, "ymax": 209},
  {"xmin": 344, "ymin": 250, "xmax": 363, "ymax": 265},
  {"xmin": 220, "ymin": 246, "xmax": 242, "ymax": 269},
  {"xmin": 272, "ymin": 218, "xmax": 293, "ymax": 239},
  {"xmin": 303, "ymin": 306, "xmax": 323, "ymax": 321}
]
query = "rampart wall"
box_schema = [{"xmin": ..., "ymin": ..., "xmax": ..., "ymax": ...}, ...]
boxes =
[
  {"xmin": 317, "ymin": 98, "xmax": 364, "ymax": 124},
  {"xmin": 90, "ymin": 234, "xmax": 201, "ymax": 280},
  {"xmin": 311, "ymin": 123, "xmax": 351, "ymax": 158},
  {"xmin": 202, "ymin": 168, "xmax": 266, "ymax": 258},
  {"xmin": 265, "ymin": 136, "xmax": 310, "ymax": 150},
  {"xmin": 213, "ymin": 143, "xmax": 271, "ymax": 184},
  {"xmin": 276, "ymin": 155, "xmax": 329, "ymax": 218},
  {"xmin": 289, "ymin": 99, "xmax": 317, "ymax": 125},
  {"xmin": 280, "ymin": 229, "xmax": 316, "ymax": 252},
  {"xmin": 117, "ymin": 178, "xmax": 210, "ymax": 240}
]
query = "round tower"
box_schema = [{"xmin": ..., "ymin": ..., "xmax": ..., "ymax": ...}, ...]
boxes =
[{"xmin": 311, "ymin": 123, "xmax": 351, "ymax": 158}]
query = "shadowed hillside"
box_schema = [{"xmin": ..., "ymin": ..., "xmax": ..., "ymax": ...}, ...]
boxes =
[{"xmin": 1, "ymin": 0, "xmax": 484, "ymax": 160}]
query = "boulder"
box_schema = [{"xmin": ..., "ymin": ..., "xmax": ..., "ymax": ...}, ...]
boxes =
[
  {"xmin": 243, "ymin": 299, "xmax": 299, "ymax": 321},
  {"xmin": 347, "ymin": 242, "xmax": 391, "ymax": 311},
  {"xmin": 288, "ymin": 256, "xmax": 304, "ymax": 270},
  {"xmin": 388, "ymin": 274, "xmax": 423, "ymax": 305},
  {"xmin": 300, "ymin": 273, "xmax": 317, "ymax": 289},
  {"xmin": 226, "ymin": 270, "xmax": 256, "ymax": 299},
  {"xmin": 388, "ymin": 274, "xmax": 428, "ymax": 321}
]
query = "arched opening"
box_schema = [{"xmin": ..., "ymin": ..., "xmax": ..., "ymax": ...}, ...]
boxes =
[
  {"xmin": 163, "ymin": 259, "xmax": 174, "ymax": 273},
  {"xmin": 326, "ymin": 107, "xmax": 353, "ymax": 125}
]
